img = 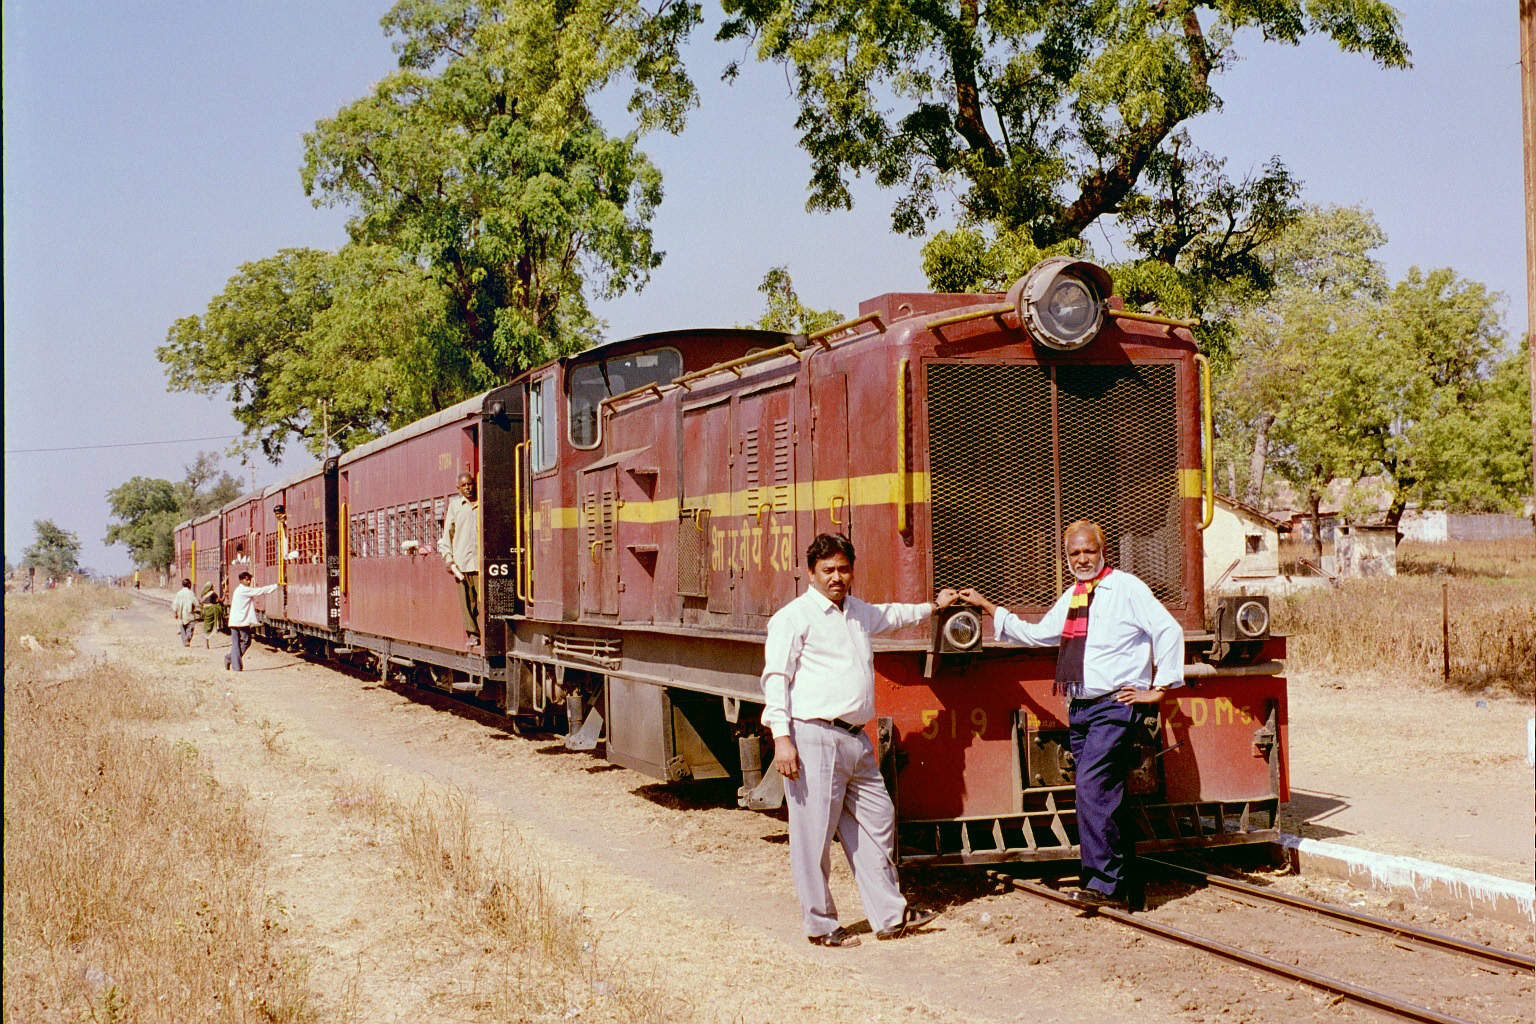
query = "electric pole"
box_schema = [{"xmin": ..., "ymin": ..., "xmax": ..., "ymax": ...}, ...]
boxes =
[{"xmin": 1524, "ymin": 0, "xmax": 1536, "ymax": 519}]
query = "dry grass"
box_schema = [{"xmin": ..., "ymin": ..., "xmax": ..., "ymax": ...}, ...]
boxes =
[
  {"xmin": 386, "ymin": 787, "xmax": 690, "ymax": 1023},
  {"xmin": 4, "ymin": 584, "xmax": 130, "ymax": 669},
  {"xmin": 5, "ymin": 589, "xmax": 706, "ymax": 1023},
  {"xmin": 1397, "ymin": 537, "xmax": 1536, "ymax": 579},
  {"xmin": 1273, "ymin": 538, "xmax": 1536, "ymax": 695},
  {"xmin": 3, "ymin": 590, "xmax": 316, "ymax": 1024}
]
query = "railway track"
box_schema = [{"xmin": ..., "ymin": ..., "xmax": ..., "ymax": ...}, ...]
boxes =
[
  {"xmin": 986, "ymin": 862, "xmax": 1533, "ymax": 1024},
  {"xmin": 130, "ymin": 588, "xmax": 1531, "ymax": 1023}
]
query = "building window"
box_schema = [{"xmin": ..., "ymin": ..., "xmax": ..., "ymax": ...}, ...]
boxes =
[{"xmin": 1245, "ymin": 534, "xmax": 1265, "ymax": 555}]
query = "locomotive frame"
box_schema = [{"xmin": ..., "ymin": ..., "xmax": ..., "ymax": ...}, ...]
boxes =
[{"xmin": 177, "ymin": 259, "xmax": 1288, "ymax": 868}]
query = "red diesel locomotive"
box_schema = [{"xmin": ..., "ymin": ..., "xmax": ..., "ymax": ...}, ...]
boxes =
[{"xmin": 176, "ymin": 257, "xmax": 1287, "ymax": 866}]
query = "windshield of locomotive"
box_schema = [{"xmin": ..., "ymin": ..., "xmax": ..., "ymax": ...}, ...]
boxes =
[{"xmin": 568, "ymin": 348, "xmax": 683, "ymax": 448}]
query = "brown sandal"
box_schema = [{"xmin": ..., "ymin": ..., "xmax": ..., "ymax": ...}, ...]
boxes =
[{"xmin": 807, "ymin": 926, "xmax": 861, "ymax": 948}]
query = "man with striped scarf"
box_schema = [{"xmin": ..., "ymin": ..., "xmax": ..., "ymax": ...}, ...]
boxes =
[{"xmin": 958, "ymin": 520, "xmax": 1184, "ymax": 910}]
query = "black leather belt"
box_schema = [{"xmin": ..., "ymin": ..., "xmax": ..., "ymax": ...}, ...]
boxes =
[
  {"xmin": 822, "ymin": 717, "xmax": 865, "ymax": 734},
  {"xmin": 1069, "ymin": 691, "xmax": 1119, "ymax": 708}
]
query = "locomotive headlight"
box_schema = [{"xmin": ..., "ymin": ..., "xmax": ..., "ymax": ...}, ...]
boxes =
[
  {"xmin": 942, "ymin": 609, "xmax": 983, "ymax": 652},
  {"xmin": 1007, "ymin": 257, "xmax": 1113, "ymax": 350}
]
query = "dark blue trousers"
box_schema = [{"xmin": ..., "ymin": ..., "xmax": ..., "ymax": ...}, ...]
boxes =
[
  {"xmin": 226, "ymin": 627, "xmax": 254, "ymax": 671},
  {"xmin": 1069, "ymin": 698, "xmax": 1152, "ymax": 898}
]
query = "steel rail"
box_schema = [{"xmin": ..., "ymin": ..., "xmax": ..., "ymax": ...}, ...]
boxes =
[
  {"xmin": 987, "ymin": 871, "xmax": 1479, "ymax": 1024},
  {"xmin": 1145, "ymin": 858, "xmax": 1535, "ymax": 972}
]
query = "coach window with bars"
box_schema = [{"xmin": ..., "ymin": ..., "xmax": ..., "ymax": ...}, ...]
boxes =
[{"xmin": 926, "ymin": 361, "xmax": 1183, "ymax": 610}]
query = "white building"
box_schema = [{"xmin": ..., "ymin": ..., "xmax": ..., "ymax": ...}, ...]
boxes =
[{"xmin": 1203, "ymin": 494, "xmax": 1283, "ymax": 591}]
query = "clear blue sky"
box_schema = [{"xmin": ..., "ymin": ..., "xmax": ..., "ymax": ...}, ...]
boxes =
[{"xmin": 3, "ymin": 1, "xmax": 1525, "ymax": 575}]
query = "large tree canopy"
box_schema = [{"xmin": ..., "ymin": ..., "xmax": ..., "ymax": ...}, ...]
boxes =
[
  {"xmin": 720, "ymin": 0, "xmax": 1408, "ymax": 296},
  {"xmin": 163, "ymin": 0, "xmax": 700, "ymax": 461},
  {"xmin": 302, "ymin": 0, "xmax": 700, "ymax": 373},
  {"xmin": 1213, "ymin": 206, "xmax": 1524, "ymax": 531}
]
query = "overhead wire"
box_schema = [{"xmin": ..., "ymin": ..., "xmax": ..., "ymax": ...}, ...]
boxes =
[{"xmin": 6, "ymin": 434, "xmax": 239, "ymax": 454}]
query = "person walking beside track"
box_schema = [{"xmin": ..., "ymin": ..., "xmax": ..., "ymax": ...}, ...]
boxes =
[
  {"xmin": 225, "ymin": 571, "xmax": 282, "ymax": 672},
  {"xmin": 762, "ymin": 532, "xmax": 957, "ymax": 948},
  {"xmin": 200, "ymin": 583, "xmax": 225, "ymax": 647},
  {"xmin": 171, "ymin": 578, "xmax": 200, "ymax": 647},
  {"xmin": 958, "ymin": 519, "xmax": 1184, "ymax": 911}
]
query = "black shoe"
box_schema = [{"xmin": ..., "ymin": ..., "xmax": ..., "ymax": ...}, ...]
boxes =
[
  {"xmin": 876, "ymin": 907, "xmax": 942, "ymax": 940},
  {"xmin": 807, "ymin": 926, "xmax": 860, "ymax": 948},
  {"xmin": 1066, "ymin": 888, "xmax": 1127, "ymax": 912}
]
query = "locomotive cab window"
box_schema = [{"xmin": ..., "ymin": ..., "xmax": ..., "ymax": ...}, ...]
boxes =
[
  {"xmin": 529, "ymin": 375, "xmax": 557, "ymax": 471},
  {"xmin": 569, "ymin": 347, "xmax": 682, "ymax": 448}
]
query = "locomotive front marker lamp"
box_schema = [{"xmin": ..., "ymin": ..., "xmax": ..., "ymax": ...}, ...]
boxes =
[
  {"xmin": 1007, "ymin": 257, "xmax": 1113, "ymax": 350},
  {"xmin": 926, "ymin": 605, "xmax": 984, "ymax": 677},
  {"xmin": 1218, "ymin": 596, "xmax": 1271, "ymax": 641},
  {"xmin": 941, "ymin": 608, "xmax": 983, "ymax": 652},
  {"xmin": 1212, "ymin": 594, "xmax": 1271, "ymax": 664}
]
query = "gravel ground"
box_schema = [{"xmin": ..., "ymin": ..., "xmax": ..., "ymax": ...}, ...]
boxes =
[{"xmin": 87, "ymin": 597, "xmax": 1533, "ymax": 1023}]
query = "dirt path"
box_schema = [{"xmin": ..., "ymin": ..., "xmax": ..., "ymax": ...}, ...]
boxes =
[{"xmin": 90, "ymin": 600, "xmax": 1532, "ymax": 1023}]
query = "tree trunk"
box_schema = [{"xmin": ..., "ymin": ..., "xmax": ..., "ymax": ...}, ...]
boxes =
[
  {"xmin": 1385, "ymin": 490, "xmax": 1409, "ymax": 546},
  {"xmin": 1244, "ymin": 411, "xmax": 1274, "ymax": 507},
  {"xmin": 1307, "ymin": 488, "xmax": 1324, "ymax": 563}
]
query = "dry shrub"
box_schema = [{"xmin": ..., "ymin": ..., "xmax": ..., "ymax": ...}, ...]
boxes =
[
  {"xmin": 1398, "ymin": 537, "xmax": 1536, "ymax": 579},
  {"xmin": 391, "ymin": 789, "xmax": 686, "ymax": 1023},
  {"xmin": 4, "ymin": 586, "xmax": 130, "ymax": 670},
  {"xmin": 4, "ymin": 645, "xmax": 314, "ymax": 1020},
  {"xmin": 1275, "ymin": 577, "xmax": 1535, "ymax": 695}
]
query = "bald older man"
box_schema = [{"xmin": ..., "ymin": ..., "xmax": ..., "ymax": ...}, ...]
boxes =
[{"xmin": 959, "ymin": 520, "xmax": 1184, "ymax": 911}]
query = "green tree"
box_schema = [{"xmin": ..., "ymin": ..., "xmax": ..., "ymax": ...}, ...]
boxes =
[
  {"xmin": 160, "ymin": 249, "xmax": 337, "ymax": 460},
  {"xmin": 719, "ymin": 0, "xmax": 1408, "ymax": 293},
  {"xmin": 163, "ymin": 0, "xmax": 700, "ymax": 461},
  {"xmin": 1253, "ymin": 262, "xmax": 1513, "ymax": 539},
  {"xmin": 23, "ymin": 520, "xmax": 81, "ymax": 580},
  {"xmin": 302, "ymin": 0, "xmax": 699, "ymax": 376},
  {"xmin": 1220, "ymin": 204, "xmax": 1389, "ymax": 507},
  {"xmin": 1371, "ymin": 267, "xmax": 1511, "ymax": 522},
  {"xmin": 105, "ymin": 453, "xmax": 243, "ymax": 570},
  {"xmin": 745, "ymin": 265, "xmax": 845, "ymax": 334},
  {"xmin": 1406, "ymin": 340, "xmax": 1533, "ymax": 513},
  {"xmin": 103, "ymin": 476, "xmax": 181, "ymax": 569}
]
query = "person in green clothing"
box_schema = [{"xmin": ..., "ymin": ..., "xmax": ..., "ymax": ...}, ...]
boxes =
[{"xmin": 200, "ymin": 583, "xmax": 226, "ymax": 647}]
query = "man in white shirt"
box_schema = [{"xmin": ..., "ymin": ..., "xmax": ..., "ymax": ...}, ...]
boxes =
[
  {"xmin": 171, "ymin": 578, "xmax": 200, "ymax": 647},
  {"xmin": 225, "ymin": 570, "xmax": 282, "ymax": 672},
  {"xmin": 959, "ymin": 520, "xmax": 1184, "ymax": 911},
  {"xmin": 438, "ymin": 471, "xmax": 481, "ymax": 647},
  {"xmin": 763, "ymin": 532, "xmax": 959, "ymax": 947}
]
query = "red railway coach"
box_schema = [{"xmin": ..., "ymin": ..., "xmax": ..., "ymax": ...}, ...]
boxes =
[
  {"xmin": 190, "ymin": 256, "xmax": 1287, "ymax": 870},
  {"xmin": 173, "ymin": 511, "xmax": 223, "ymax": 598},
  {"xmin": 261, "ymin": 464, "xmax": 339, "ymax": 636}
]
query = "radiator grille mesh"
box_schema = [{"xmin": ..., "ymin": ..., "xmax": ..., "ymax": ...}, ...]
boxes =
[{"xmin": 927, "ymin": 362, "xmax": 1182, "ymax": 609}]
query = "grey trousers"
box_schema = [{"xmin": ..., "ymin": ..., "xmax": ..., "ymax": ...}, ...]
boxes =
[{"xmin": 784, "ymin": 719, "xmax": 907, "ymax": 937}]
